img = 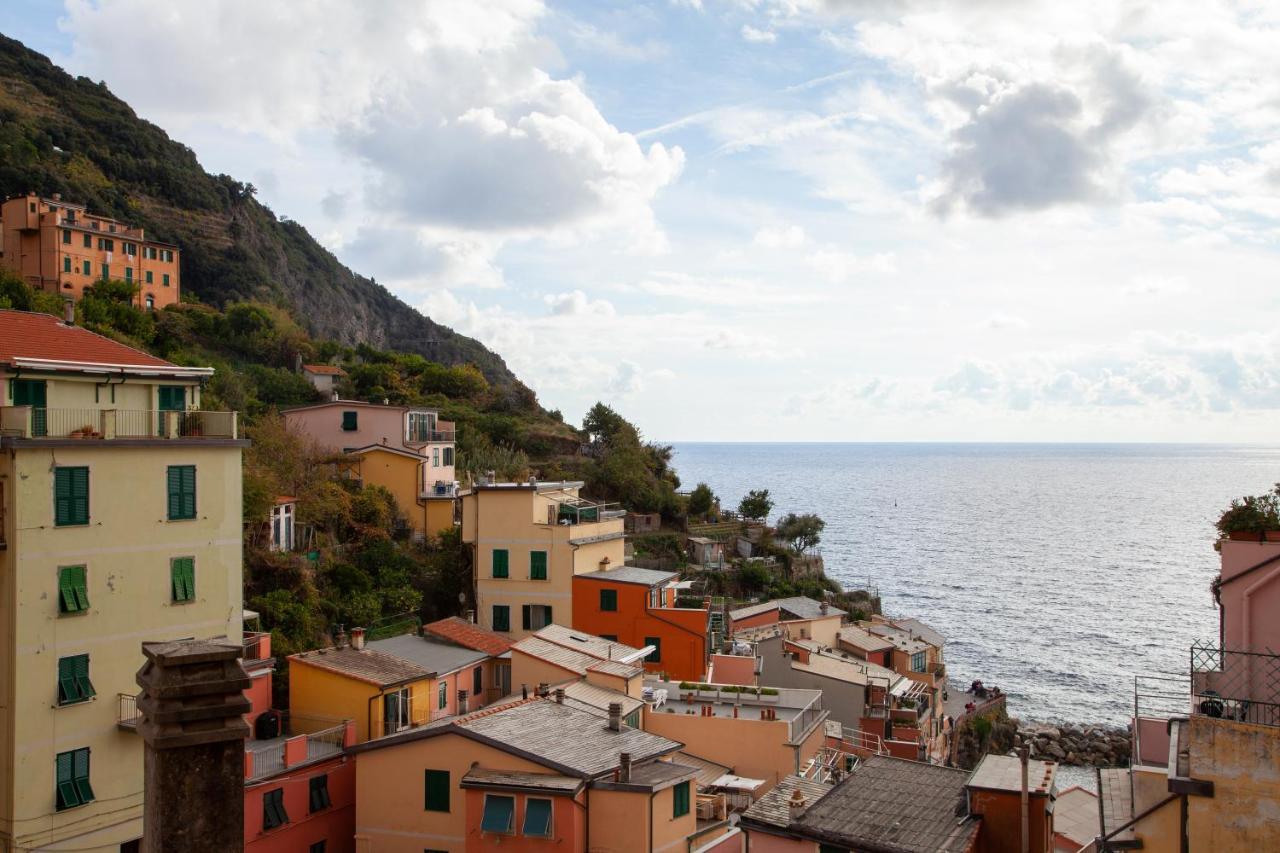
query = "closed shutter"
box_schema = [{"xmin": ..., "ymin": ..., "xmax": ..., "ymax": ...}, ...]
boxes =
[
  {"xmin": 530, "ymin": 551, "xmax": 547, "ymax": 580},
  {"xmin": 341, "ymin": 411, "xmax": 358, "ymax": 431},
  {"xmin": 171, "ymin": 557, "xmax": 195, "ymax": 602},
  {"xmin": 167, "ymin": 466, "xmax": 196, "ymax": 520},
  {"xmin": 600, "ymin": 589, "xmax": 617, "ymax": 611},
  {"xmin": 492, "ymin": 606, "xmax": 509, "ymax": 632},
  {"xmin": 673, "ymin": 781, "xmax": 690, "ymax": 817},
  {"xmin": 522, "ymin": 605, "xmax": 531, "ymax": 631},
  {"xmin": 309, "ymin": 775, "xmax": 331, "ymax": 812},
  {"xmin": 492, "ymin": 549, "xmax": 508, "ymax": 578},
  {"xmin": 73, "ymin": 655, "xmax": 94, "ymax": 700},
  {"xmin": 424, "ymin": 770, "xmax": 450, "ymax": 811},
  {"xmin": 55, "ymin": 468, "xmax": 89, "ymax": 526}
]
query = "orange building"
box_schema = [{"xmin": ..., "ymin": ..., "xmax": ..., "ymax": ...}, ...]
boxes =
[
  {"xmin": 571, "ymin": 565, "xmax": 711, "ymax": 682},
  {"xmin": 965, "ymin": 754, "xmax": 1056, "ymax": 853},
  {"xmin": 0, "ymin": 193, "xmax": 181, "ymax": 309}
]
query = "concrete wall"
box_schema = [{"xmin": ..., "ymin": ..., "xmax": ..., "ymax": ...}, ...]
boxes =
[
  {"xmin": 1186, "ymin": 715, "xmax": 1280, "ymax": 851},
  {"xmin": 756, "ymin": 637, "xmax": 866, "ymax": 728},
  {"xmin": 708, "ymin": 654, "xmax": 756, "ymax": 686},
  {"xmin": 742, "ymin": 829, "xmax": 814, "ymax": 852},
  {"xmin": 288, "ymin": 660, "xmax": 434, "ymax": 743},
  {"xmin": 0, "ymin": 439, "xmax": 242, "ymax": 850}
]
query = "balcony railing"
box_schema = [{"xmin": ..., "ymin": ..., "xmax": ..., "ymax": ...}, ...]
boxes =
[
  {"xmin": 246, "ymin": 721, "xmax": 347, "ymax": 781},
  {"xmin": 0, "ymin": 407, "xmax": 238, "ymax": 440},
  {"xmin": 1191, "ymin": 642, "xmax": 1280, "ymax": 728},
  {"xmin": 117, "ymin": 693, "xmax": 140, "ymax": 731},
  {"xmin": 554, "ymin": 499, "xmax": 626, "ymax": 524}
]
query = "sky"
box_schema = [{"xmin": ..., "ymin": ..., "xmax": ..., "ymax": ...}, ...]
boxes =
[{"xmin": 5, "ymin": 1, "xmax": 1280, "ymax": 442}]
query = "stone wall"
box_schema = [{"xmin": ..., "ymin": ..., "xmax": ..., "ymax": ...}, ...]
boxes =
[{"xmin": 1015, "ymin": 722, "xmax": 1131, "ymax": 767}]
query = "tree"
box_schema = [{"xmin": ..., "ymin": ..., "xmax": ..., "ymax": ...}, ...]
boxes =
[
  {"xmin": 776, "ymin": 512, "xmax": 826, "ymax": 554},
  {"xmin": 738, "ymin": 488, "xmax": 773, "ymax": 522},
  {"xmin": 687, "ymin": 482, "xmax": 715, "ymax": 518}
]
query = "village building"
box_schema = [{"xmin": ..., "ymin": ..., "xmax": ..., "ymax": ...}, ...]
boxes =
[
  {"xmin": 422, "ymin": 616, "xmax": 515, "ymax": 704},
  {"xmin": 461, "ymin": 481, "xmax": 625, "ymax": 639},
  {"xmin": 729, "ymin": 597, "xmax": 847, "ymax": 646},
  {"xmin": 0, "ymin": 308, "xmax": 244, "ymax": 850},
  {"xmin": 510, "ymin": 625, "xmax": 650, "ymax": 727},
  {"xmin": 300, "ymin": 363, "xmax": 347, "ymax": 396}
]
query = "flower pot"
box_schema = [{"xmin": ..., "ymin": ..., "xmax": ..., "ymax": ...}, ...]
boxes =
[{"xmin": 1228, "ymin": 530, "xmax": 1265, "ymax": 541}]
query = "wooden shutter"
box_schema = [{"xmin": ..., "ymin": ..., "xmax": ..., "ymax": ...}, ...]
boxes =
[
  {"xmin": 181, "ymin": 466, "xmax": 196, "ymax": 518},
  {"xmin": 55, "ymin": 468, "xmax": 89, "ymax": 526},
  {"xmin": 73, "ymin": 654, "xmax": 94, "ymax": 700},
  {"xmin": 521, "ymin": 605, "xmax": 531, "ymax": 631},
  {"xmin": 492, "ymin": 549, "xmax": 508, "ymax": 578},
  {"xmin": 55, "ymin": 751, "xmax": 78, "ymax": 810},
  {"xmin": 530, "ymin": 551, "xmax": 547, "ymax": 580},
  {"xmin": 58, "ymin": 656, "xmax": 78, "ymax": 704},
  {"xmin": 424, "ymin": 769, "xmax": 450, "ymax": 811},
  {"xmin": 310, "ymin": 775, "xmax": 330, "ymax": 812},
  {"xmin": 59, "ymin": 566, "xmax": 89, "ymax": 614},
  {"xmin": 172, "ymin": 558, "xmax": 195, "ymax": 602},
  {"xmin": 72, "ymin": 748, "xmax": 93, "ymax": 804}
]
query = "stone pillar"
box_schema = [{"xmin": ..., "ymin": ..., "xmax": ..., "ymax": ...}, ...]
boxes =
[{"xmin": 136, "ymin": 640, "xmax": 251, "ymax": 853}]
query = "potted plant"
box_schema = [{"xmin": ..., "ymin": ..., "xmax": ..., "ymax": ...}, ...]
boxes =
[
  {"xmin": 1216, "ymin": 486, "xmax": 1280, "ymax": 541},
  {"xmin": 70, "ymin": 424, "xmax": 95, "ymax": 439}
]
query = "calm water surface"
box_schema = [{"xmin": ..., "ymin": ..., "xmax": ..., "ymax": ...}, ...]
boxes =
[{"xmin": 669, "ymin": 443, "xmax": 1280, "ymax": 725}]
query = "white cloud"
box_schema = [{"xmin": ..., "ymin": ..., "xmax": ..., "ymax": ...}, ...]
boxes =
[
  {"xmin": 741, "ymin": 25, "xmax": 777, "ymax": 44},
  {"xmin": 753, "ymin": 225, "xmax": 806, "ymax": 248},
  {"xmin": 543, "ymin": 290, "xmax": 617, "ymax": 316},
  {"xmin": 806, "ymin": 249, "xmax": 896, "ymax": 282}
]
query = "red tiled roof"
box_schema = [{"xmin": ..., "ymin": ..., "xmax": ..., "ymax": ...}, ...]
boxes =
[
  {"xmin": 302, "ymin": 364, "xmax": 347, "ymax": 376},
  {"xmin": 0, "ymin": 309, "xmax": 179, "ymax": 370},
  {"xmin": 424, "ymin": 617, "xmax": 514, "ymax": 657}
]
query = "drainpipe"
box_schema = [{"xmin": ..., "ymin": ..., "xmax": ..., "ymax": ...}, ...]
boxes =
[{"xmin": 1019, "ymin": 745, "xmax": 1029, "ymax": 853}]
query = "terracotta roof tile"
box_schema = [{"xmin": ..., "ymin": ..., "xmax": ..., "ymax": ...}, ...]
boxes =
[
  {"xmin": 302, "ymin": 364, "xmax": 347, "ymax": 376},
  {"xmin": 0, "ymin": 309, "xmax": 181, "ymax": 370},
  {"xmin": 423, "ymin": 617, "xmax": 514, "ymax": 656}
]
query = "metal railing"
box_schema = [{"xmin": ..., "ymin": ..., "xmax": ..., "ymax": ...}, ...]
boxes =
[
  {"xmin": 1191, "ymin": 642, "xmax": 1280, "ymax": 727},
  {"xmin": 789, "ymin": 696, "xmax": 826, "ymax": 743},
  {"xmin": 242, "ymin": 631, "xmax": 271, "ymax": 662},
  {"xmin": 246, "ymin": 721, "xmax": 347, "ymax": 781},
  {"xmin": 117, "ymin": 693, "xmax": 140, "ymax": 728},
  {"xmin": 0, "ymin": 407, "xmax": 238, "ymax": 440},
  {"xmin": 555, "ymin": 499, "xmax": 625, "ymax": 524}
]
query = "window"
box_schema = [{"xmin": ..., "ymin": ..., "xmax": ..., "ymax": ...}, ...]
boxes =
[
  {"xmin": 407, "ymin": 411, "xmax": 433, "ymax": 442},
  {"xmin": 54, "ymin": 467, "xmax": 90, "ymax": 526},
  {"xmin": 480, "ymin": 794, "xmax": 515, "ymax": 834},
  {"xmin": 146, "ymin": 295, "xmax": 154, "ymax": 311},
  {"xmin": 522, "ymin": 605, "xmax": 551, "ymax": 631},
  {"xmin": 523, "ymin": 798, "xmax": 553, "ymax": 837},
  {"xmin": 492, "ymin": 549, "xmax": 509, "ymax": 579},
  {"xmin": 600, "ymin": 589, "xmax": 617, "ymax": 612},
  {"xmin": 384, "ymin": 686, "xmax": 410, "ymax": 734},
  {"xmin": 98, "ymin": 238, "xmax": 113, "ymax": 252},
  {"xmin": 473, "ymin": 666, "xmax": 483, "ymax": 696},
  {"xmin": 492, "ymin": 605, "xmax": 510, "ymax": 632},
  {"xmin": 145, "ymin": 270, "xmax": 153, "ymax": 284},
  {"xmin": 644, "ymin": 637, "xmax": 661, "ymax": 663},
  {"xmin": 162, "ymin": 273, "xmax": 170, "ymax": 287},
  {"xmin": 171, "ymin": 557, "xmax": 195, "ymax": 603},
  {"xmin": 55, "ymin": 748, "xmax": 93, "ymax": 811},
  {"xmin": 101, "ymin": 263, "xmax": 109, "ymax": 280},
  {"xmin": 62, "ymin": 229, "xmax": 71, "ymax": 244},
  {"xmin": 673, "ymin": 781, "xmax": 690, "ymax": 818},
  {"xmin": 442, "ymin": 446, "xmax": 454, "ymax": 466},
  {"xmin": 63, "ymin": 256, "xmax": 71, "ymax": 273},
  {"xmin": 310, "ymin": 843, "xmax": 327, "ymax": 853},
  {"xmin": 57, "ymin": 654, "xmax": 95, "ymax": 705},
  {"xmin": 124, "ymin": 266, "xmax": 132, "ymax": 281},
  {"xmin": 58, "ymin": 565, "xmax": 90, "ymax": 614},
  {"xmin": 125, "ymin": 242, "xmax": 137, "ymax": 256},
  {"xmin": 601, "ymin": 634, "xmax": 618, "ymax": 642},
  {"xmin": 167, "ymin": 465, "xmax": 196, "ymax": 520},
  {"xmin": 438, "ymin": 681, "xmax": 447, "ymax": 710},
  {"xmin": 309, "ymin": 774, "xmax": 331, "ymax": 812},
  {"xmin": 82, "ymin": 260, "xmax": 90, "ymax": 275},
  {"xmin": 424, "ymin": 770, "xmax": 450, "ymax": 811},
  {"xmin": 911, "ymin": 651, "xmax": 926, "ymax": 673},
  {"xmin": 262, "ymin": 788, "xmax": 288, "ymax": 830},
  {"xmin": 341, "ymin": 410, "xmax": 358, "ymax": 431},
  {"xmin": 81, "ymin": 232, "xmax": 91, "ymax": 248},
  {"xmin": 432, "ymin": 447, "xmax": 440, "ymax": 466},
  {"xmin": 530, "ymin": 551, "xmax": 547, "ymax": 581}
]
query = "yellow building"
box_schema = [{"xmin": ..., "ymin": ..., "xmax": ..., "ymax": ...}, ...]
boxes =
[
  {"xmin": 344, "ymin": 445, "xmax": 455, "ymax": 540},
  {"xmin": 460, "ymin": 482, "xmax": 625, "ymax": 640},
  {"xmin": 0, "ymin": 308, "xmax": 244, "ymax": 851}
]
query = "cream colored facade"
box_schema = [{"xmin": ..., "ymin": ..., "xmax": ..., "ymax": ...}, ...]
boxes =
[
  {"xmin": 0, "ymin": 351, "xmax": 243, "ymax": 850},
  {"xmin": 461, "ymin": 483, "xmax": 624, "ymax": 640}
]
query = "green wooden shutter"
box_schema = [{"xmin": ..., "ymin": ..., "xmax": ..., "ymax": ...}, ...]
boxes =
[
  {"xmin": 167, "ymin": 466, "xmax": 196, "ymax": 520},
  {"xmin": 55, "ymin": 468, "xmax": 89, "ymax": 526},
  {"xmin": 59, "ymin": 566, "xmax": 89, "ymax": 614},
  {"xmin": 530, "ymin": 551, "xmax": 547, "ymax": 580},
  {"xmin": 521, "ymin": 605, "xmax": 531, "ymax": 631},
  {"xmin": 645, "ymin": 637, "xmax": 661, "ymax": 663},
  {"xmin": 181, "ymin": 466, "xmax": 196, "ymax": 519},
  {"xmin": 341, "ymin": 411, "xmax": 358, "ymax": 431},
  {"xmin": 70, "ymin": 468, "xmax": 88, "ymax": 524},
  {"xmin": 55, "ymin": 751, "xmax": 79, "ymax": 810},
  {"xmin": 171, "ymin": 558, "xmax": 195, "ymax": 602},
  {"xmin": 424, "ymin": 770, "xmax": 450, "ymax": 811},
  {"xmin": 492, "ymin": 606, "xmax": 509, "ymax": 632},
  {"xmin": 73, "ymin": 655, "xmax": 94, "ymax": 700},
  {"xmin": 492, "ymin": 549, "xmax": 508, "ymax": 578},
  {"xmin": 58, "ymin": 656, "xmax": 78, "ymax": 704},
  {"xmin": 72, "ymin": 748, "xmax": 93, "ymax": 805}
]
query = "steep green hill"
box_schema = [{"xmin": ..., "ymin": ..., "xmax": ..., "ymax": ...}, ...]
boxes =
[{"xmin": 0, "ymin": 33, "xmax": 525, "ymax": 396}]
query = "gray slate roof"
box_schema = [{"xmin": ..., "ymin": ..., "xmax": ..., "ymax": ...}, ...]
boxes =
[
  {"xmin": 290, "ymin": 645, "xmax": 429, "ymax": 687},
  {"xmin": 461, "ymin": 767, "xmax": 584, "ymax": 795},
  {"xmin": 741, "ymin": 775, "xmax": 832, "ymax": 830},
  {"xmin": 575, "ymin": 565, "xmax": 678, "ymax": 586},
  {"xmin": 559, "ymin": 680, "xmax": 645, "ymax": 719},
  {"xmin": 728, "ymin": 601, "xmax": 779, "ymax": 621},
  {"xmin": 893, "ymin": 617, "xmax": 946, "ymax": 649},
  {"xmin": 794, "ymin": 755, "xmax": 978, "ymax": 853},
  {"xmin": 367, "ymin": 634, "xmax": 489, "ymax": 676},
  {"xmin": 775, "ymin": 596, "xmax": 846, "ymax": 620},
  {"xmin": 623, "ymin": 760, "xmax": 700, "ymax": 788},
  {"xmin": 534, "ymin": 624, "xmax": 646, "ymax": 662}
]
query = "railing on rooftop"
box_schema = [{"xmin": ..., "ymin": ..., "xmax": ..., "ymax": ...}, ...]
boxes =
[
  {"xmin": 246, "ymin": 721, "xmax": 347, "ymax": 781},
  {"xmin": 1191, "ymin": 642, "xmax": 1280, "ymax": 728},
  {"xmin": 554, "ymin": 498, "xmax": 625, "ymax": 524},
  {"xmin": 0, "ymin": 407, "xmax": 238, "ymax": 440},
  {"xmin": 789, "ymin": 695, "xmax": 825, "ymax": 743},
  {"xmin": 242, "ymin": 631, "xmax": 272, "ymax": 663}
]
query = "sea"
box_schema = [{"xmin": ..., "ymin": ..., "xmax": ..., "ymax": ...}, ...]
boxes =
[{"xmin": 669, "ymin": 443, "xmax": 1280, "ymax": 730}]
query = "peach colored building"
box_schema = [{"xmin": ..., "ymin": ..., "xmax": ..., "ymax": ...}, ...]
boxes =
[
  {"xmin": 571, "ymin": 564, "xmax": 711, "ymax": 682},
  {"xmin": 283, "ymin": 399, "xmax": 457, "ymax": 538},
  {"xmin": 0, "ymin": 192, "xmax": 181, "ymax": 309},
  {"xmin": 509, "ymin": 624, "xmax": 650, "ymax": 723},
  {"xmin": 349, "ymin": 695, "xmax": 702, "ymax": 852},
  {"xmin": 728, "ymin": 597, "xmax": 846, "ymax": 647}
]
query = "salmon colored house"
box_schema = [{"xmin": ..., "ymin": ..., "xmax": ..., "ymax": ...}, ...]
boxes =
[
  {"xmin": 571, "ymin": 565, "xmax": 711, "ymax": 682},
  {"xmin": 510, "ymin": 625, "xmax": 650, "ymax": 726},
  {"xmin": 349, "ymin": 695, "xmax": 704, "ymax": 852},
  {"xmin": 728, "ymin": 597, "xmax": 846, "ymax": 647},
  {"xmin": 0, "ymin": 193, "xmax": 181, "ymax": 309},
  {"xmin": 242, "ymin": 631, "xmax": 357, "ymax": 853},
  {"xmin": 423, "ymin": 616, "xmax": 516, "ymax": 704}
]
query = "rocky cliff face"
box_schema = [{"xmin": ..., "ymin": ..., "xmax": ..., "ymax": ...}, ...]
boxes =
[{"xmin": 0, "ymin": 34, "xmax": 527, "ymax": 395}]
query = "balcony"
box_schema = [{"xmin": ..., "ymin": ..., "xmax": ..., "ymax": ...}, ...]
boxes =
[
  {"xmin": 552, "ymin": 497, "xmax": 625, "ymax": 524},
  {"xmin": 1190, "ymin": 642, "xmax": 1280, "ymax": 728},
  {"xmin": 0, "ymin": 407, "xmax": 238, "ymax": 440},
  {"xmin": 422, "ymin": 480, "xmax": 459, "ymax": 499},
  {"xmin": 246, "ymin": 720, "xmax": 352, "ymax": 782}
]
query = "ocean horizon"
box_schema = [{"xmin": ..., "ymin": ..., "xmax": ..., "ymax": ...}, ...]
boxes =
[{"xmin": 670, "ymin": 441, "xmax": 1280, "ymax": 727}]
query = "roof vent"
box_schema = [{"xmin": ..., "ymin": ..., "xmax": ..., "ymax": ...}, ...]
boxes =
[
  {"xmin": 62, "ymin": 298, "xmax": 74, "ymax": 326},
  {"xmin": 350, "ymin": 627, "xmax": 366, "ymax": 651},
  {"xmin": 788, "ymin": 788, "xmax": 807, "ymax": 813}
]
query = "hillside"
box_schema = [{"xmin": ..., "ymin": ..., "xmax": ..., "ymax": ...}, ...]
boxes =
[{"xmin": 0, "ymin": 34, "xmax": 525, "ymax": 396}]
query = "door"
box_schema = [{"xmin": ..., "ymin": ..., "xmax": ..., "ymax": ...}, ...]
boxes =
[
  {"xmin": 12, "ymin": 379, "xmax": 47, "ymax": 437},
  {"xmin": 157, "ymin": 386, "xmax": 186, "ymax": 435}
]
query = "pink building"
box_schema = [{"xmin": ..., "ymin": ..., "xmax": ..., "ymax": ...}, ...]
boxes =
[{"xmin": 282, "ymin": 400, "xmax": 455, "ymax": 484}]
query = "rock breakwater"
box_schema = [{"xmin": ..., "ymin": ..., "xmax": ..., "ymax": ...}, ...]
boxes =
[{"xmin": 1015, "ymin": 722, "xmax": 1131, "ymax": 768}]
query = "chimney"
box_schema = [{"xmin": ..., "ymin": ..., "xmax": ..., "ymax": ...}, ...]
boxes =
[
  {"xmin": 554, "ymin": 688, "xmax": 565, "ymax": 704},
  {"xmin": 536, "ymin": 682, "xmax": 550, "ymax": 698},
  {"xmin": 619, "ymin": 752, "xmax": 632, "ymax": 782},
  {"xmin": 330, "ymin": 390, "xmax": 339, "ymax": 402},
  {"xmin": 335, "ymin": 626, "xmax": 348, "ymax": 649},
  {"xmin": 62, "ymin": 298, "xmax": 75, "ymax": 326},
  {"xmin": 607, "ymin": 702, "xmax": 622, "ymax": 732},
  {"xmin": 350, "ymin": 627, "xmax": 366, "ymax": 651},
  {"xmin": 457, "ymin": 689, "xmax": 468, "ymax": 714},
  {"xmin": 521, "ymin": 683, "xmax": 529, "ymax": 700},
  {"xmin": 52, "ymin": 192, "xmax": 62, "ymax": 201},
  {"xmin": 466, "ymin": 609, "xmax": 476, "ymax": 624},
  {"xmin": 788, "ymin": 787, "xmax": 808, "ymax": 816},
  {"xmin": 819, "ymin": 602, "xmax": 829, "ymax": 615}
]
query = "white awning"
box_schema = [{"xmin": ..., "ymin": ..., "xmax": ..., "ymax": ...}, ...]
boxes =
[{"xmin": 709, "ymin": 774, "xmax": 766, "ymax": 791}]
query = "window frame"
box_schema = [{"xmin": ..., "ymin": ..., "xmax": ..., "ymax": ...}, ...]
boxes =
[
  {"xmin": 530, "ymin": 550, "xmax": 548, "ymax": 581},
  {"xmin": 341, "ymin": 410, "xmax": 358, "ymax": 431},
  {"xmin": 424, "ymin": 769, "xmax": 450, "ymax": 812},
  {"xmin": 262, "ymin": 787, "xmax": 289, "ymax": 830},
  {"xmin": 644, "ymin": 637, "xmax": 661, "ymax": 663},
  {"xmin": 492, "ymin": 549, "xmax": 509, "ymax": 579},
  {"xmin": 57, "ymin": 653, "xmax": 95, "ymax": 705},
  {"xmin": 523, "ymin": 797, "xmax": 554, "ymax": 837},
  {"xmin": 473, "ymin": 665, "xmax": 483, "ymax": 696},
  {"xmin": 171, "ymin": 556, "xmax": 196, "ymax": 603},
  {"xmin": 166, "ymin": 464, "xmax": 197, "ymax": 521},
  {"xmin": 309, "ymin": 774, "xmax": 332, "ymax": 813},
  {"xmin": 55, "ymin": 748, "xmax": 94, "ymax": 811},
  {"xmin": 438, "ymin": 680, "xmax": 448, "ymax": 710},
  {"xmin": 480, "ymin": 793, "xmax": 515, "ymax": 835},
  {"xmin": 600, "ymin": 589, "xmax": 618, "ymax": 612},
  {"xmin": 910, "ymin": 651, "xmax": 926, "ymax": 673},
  {"xmin": 491, "ymin": 605, "xmax": 510, "ymax": 632}
]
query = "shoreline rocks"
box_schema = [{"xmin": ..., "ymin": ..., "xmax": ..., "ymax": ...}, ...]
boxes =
[{"xmin": 1013, "ymin": 721, "xmax": 1131, "ymax": 768}]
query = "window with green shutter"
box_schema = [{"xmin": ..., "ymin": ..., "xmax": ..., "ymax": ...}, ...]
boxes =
[
  {"xmin": 341, "ymin": 410, "xmax": 358, "ymax": 431},
  {"xmin": 530, "ymin": 550, "xmax": 547, "ymax": 580},
  {"xmin": 523, "ymin": 797, "xmax": 553, "ymax": 836},
  {"xmin": 54, "ymin": 467, "xmax": 89, "ymax": 526},
  {"xmin": 263, "ymin": 787, "xmax": 288, "ymax": 830},
  {"xmin": 309, "ymin": 774, "xmax": 331, "ymax": 812},
  {"xmin": 82, "ymin": 259, "xmax": 90, "ymax": 275},
  {"xmin": 57, "ymin": 654, "xmax": 95, "ymax": 705},
  {"xmin": 55, "ymin": 748, "xmax": 94, "ymax": 811},
  {"xmin": 62, "ymin": 229, "xmax": 71, "ymax": 244},
  {"xmin": 58, "ymin": 566, "xmax": 89, "ymax": 614},
  {"xmin": 125, "ymin": 266, "xmax": 133, "ymax": 281},
  {"xmin": 492, "ymin": 605, "xmax": 510, "ymax": 632},
  {"xmin": 600, "ymin": 589, "xmax": 617, "ymax": 612},
  {"xmin": 171, "ymin": 557, "xmax": 195, "ymax": 603},
  {"xmin": 424, "ymin": 769, "xmax": 450, "ymax": 811},
  {"xmin": 63, "ymin": 256, "xmax": 71, "ymax": 273},
  {"xmin": 167, "ymin": 465, "xmax": 196, "ymax": 520},
  {"xmin": 492, "ymin": 549, "xmax": 509, "ymax": 579},
  {"xmin": 672, "ymin": 781, "xmax": 690, "ymax": 818},
  {"xmin": 645, "ymin": 637, "xmax": 661, "ymax": 663}
]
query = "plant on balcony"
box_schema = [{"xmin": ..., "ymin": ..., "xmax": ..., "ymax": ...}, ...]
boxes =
[
  {"xmin": 1215, "ymin": 485, "xmax": 1280, "ymax": 540},
  {"xmin": 898, "ymin": 697, "xmax": 917, "ymax": 709}
]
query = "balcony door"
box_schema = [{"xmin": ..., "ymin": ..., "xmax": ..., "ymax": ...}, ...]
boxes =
[
  {"xmin": 12, "ymin": 379, "xmax": 47, "ymax": 437},
  {"xmin": 157, "ymin": 385, "xmax": 185, "ymax": 436}
]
